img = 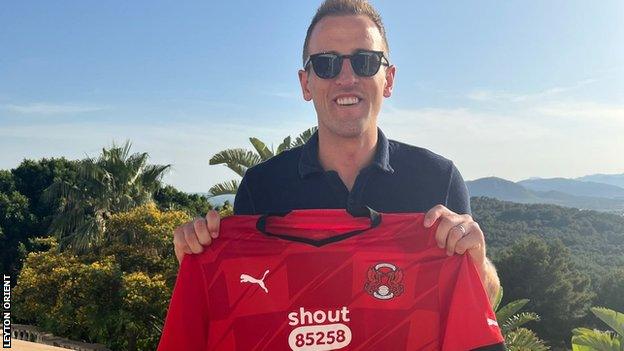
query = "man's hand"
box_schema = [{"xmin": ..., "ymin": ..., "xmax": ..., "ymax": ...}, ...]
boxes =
[
  {"xmin": 173, "ymin": 210, "xmax": 220, "ymax": 264},
  {"xmin": 423, "ymin": 204, "xmax": 500, "ymax": 306}
]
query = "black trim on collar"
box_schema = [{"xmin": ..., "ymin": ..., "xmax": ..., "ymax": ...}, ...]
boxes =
[
  {"xmin": 471, "ymin": 342, "xmax": 507, "ymax": 351},
  {"xmin": 255, "ymin": 207, "xmax": 382, "ymax": 247}
]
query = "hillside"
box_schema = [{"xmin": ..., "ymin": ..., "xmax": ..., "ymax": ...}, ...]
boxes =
[
  {"xmin": 465, "ymin": 177, "xmax": 539, "ymax": 202},
  {"xmin": 472, "ymin": 196, "xmax": 624, "ymax": 279},
  {"xmin": 577, "ymin": 173, "xmax": 624, "ymax": 189},
  {"xmin": 467, "ymin": 177, "xmax": 624, "ymax": 212},
  {"xmin": 519, "ymin": 177, "xmax": 624, "ymax": 199}
]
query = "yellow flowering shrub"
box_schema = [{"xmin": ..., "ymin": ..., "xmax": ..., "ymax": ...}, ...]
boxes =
[{"xmin": 13, "ymin": 204, "xmax": 191, "ymax": 351}]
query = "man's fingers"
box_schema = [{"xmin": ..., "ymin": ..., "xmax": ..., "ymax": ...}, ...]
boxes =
[
  {"xmin": 206, "ymin": 210, "xmax": 220, "ymax": 238},
  {"xmin": 455, "ymin": 222, "xmax": 486, "ymax": 262},
  {"xmin": 174, "ymin": 243, "xmax": 185, "ymax": 264},
  {"xmin": 183, "ymin": 222, "xmax": 204, "ymax": 254},
  {"xmin": 435, "ymin": 215, "xmax": 459, "ymax": 248},
  {"xmin": 193, "ymin": 218, "xmax": 212, "ymax": 246},
  {"xmin": 424, "ymin": 204, "xmax": 453, "ymax": 227},
  {"xmin": 445, "ymin": 222, "xmax": 471, "ymax": 256},
  {"xmin": 173, "ymin": 227, "xmax": 192, "ymax": 264}
]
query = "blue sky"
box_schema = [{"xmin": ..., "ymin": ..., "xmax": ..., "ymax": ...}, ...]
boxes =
[{"xmin": 1, "ymin": 1, "xmax": 622, "ymax": 193}]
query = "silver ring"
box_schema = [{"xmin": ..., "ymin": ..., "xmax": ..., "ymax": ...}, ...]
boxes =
[{"xmin": 456, "ymin": 224, "xmax": 467, "ymax": 236}]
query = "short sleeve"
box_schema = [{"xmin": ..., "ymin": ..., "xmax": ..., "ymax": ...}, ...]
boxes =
[
  {"xmin": 446, "ymin": 163, "xmax": 471, "ymax": 215},
  {"xmin": 157, "ymin": 256, "xmax": 209, "ymax": 351},
  {"xmin": 234, "ymin": 174, "xmax": 255, "ymax": 215},
  {"xmin": 439, "ymin": 255, "xmax": 506, "ymax": 351}
]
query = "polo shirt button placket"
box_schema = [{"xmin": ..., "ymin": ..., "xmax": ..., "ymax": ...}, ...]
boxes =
[{"xmin": 347, "ymin": 196, "xmax": 356, "ymax": 212}]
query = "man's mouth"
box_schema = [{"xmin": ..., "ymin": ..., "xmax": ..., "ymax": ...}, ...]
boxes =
[{"xmin": 335, "ymin": 96, "xmax": 361, "ymax": 106}]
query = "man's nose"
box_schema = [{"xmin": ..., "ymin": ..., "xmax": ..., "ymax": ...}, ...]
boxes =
[{"xmin": 335, "ymin": 58, "xmax": 358, "ymax": 86}]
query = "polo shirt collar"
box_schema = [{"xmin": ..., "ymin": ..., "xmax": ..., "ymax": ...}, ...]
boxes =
[{"xmin": 298, "ymin": 127, "xmax": 394, "ymax": 178}]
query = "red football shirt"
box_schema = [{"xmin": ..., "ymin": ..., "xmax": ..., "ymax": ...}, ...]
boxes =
[{"xmin": 158, "ymin": 210, "xmax": 505, "ymax": 351}]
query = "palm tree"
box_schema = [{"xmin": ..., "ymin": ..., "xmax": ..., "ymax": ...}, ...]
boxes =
[
  {"xmin": 208, "ymin": 127, "xmax": 317, "ymax": 196},
  {"xmin": 571, "ymin": 307, "xmax": 623, "ymax": 350},
  {"xmin": 493, "ymin": 287, "xmax": 550, "ymax": 350},
  {"xmin": 44, "ymin": 141, "xmax": 170, "ymax": 252}
]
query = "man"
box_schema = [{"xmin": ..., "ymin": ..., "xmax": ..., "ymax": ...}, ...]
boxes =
[{"xmin": 173, "ymin": 0, "xmax": 500, "ymax": 305}]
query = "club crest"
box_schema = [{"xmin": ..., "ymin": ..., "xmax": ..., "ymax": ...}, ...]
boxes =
[{"xmin": 364, "ymin": 262, "xmax": 404, "ymax": 300}]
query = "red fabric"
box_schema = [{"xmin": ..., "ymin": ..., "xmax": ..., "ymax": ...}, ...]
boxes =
[{"xmin": 158, "ymin": 209, "xmax": 504, "ymax": 351}]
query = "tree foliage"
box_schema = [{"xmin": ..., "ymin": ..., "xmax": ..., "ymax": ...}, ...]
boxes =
[
  {"xmin": 0, "ymin": 159, "xmax": 79, "ymax": 280},
  {"xmin": 596, "ymin": 269, "xmax": 624, "ymax": 314},
  {"xmin": 472, "ymin": 196, "xmax": 624, "ymax": 279},
  {"xmin": 153, "ymin": 184, "xmax": 214, "ymax": 218},
  {"xmin": 0, "ymin": 171, "xmax": 35, "ymax": 279},
  {"xmin": 44, "ymin": 141, "xmax": 170, "ymax": 252},
  {"xmin": 495, "ymin": 235, "xmax": 595, "ymax": 347},
  {"xmin": 572, "ymin": 307, "xmax": 624, "ymax": 351},
  {"xmin": 208, "ymin": 127, "xmax": 317, "ymax": 196},
  {"xmin": 493, "ymin": 287, "xmax": 549, "ymax": 350},
  {"xmin": 14, "ymin": 204, "xmax": 189, "ymax": 351}
]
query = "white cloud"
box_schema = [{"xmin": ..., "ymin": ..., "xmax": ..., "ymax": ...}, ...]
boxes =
[
  {"xmin": 466, "ymin": 78, "xmax": 598, "ymax": 103},
  {"xmin": 533, "ymin": 101, "xmax": 624, "ymax": 124},
  {"xmin": 1, "ymin": 102, "xmax": 107, "ymax": 115},
  {"xmin": 378, "ymin": 99, "xmax": 624, "ymax": 182},
  {"xmin": 1, "ymin": 86, "xmax": 621, "ymax": 191}
]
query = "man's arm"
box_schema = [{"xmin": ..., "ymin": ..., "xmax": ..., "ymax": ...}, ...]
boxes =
[
  {"xmin": 427, "ymin": 163, "xmax": 501, "ymax": 306},
  {"xmin": 479, "ymin": 257, "xmax": 501, "ymax": 307}
]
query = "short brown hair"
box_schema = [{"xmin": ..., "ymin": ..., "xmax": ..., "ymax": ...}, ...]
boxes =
[{"xmin": 302, "ymin": 0, "xmax": 389, "ymax": 66}]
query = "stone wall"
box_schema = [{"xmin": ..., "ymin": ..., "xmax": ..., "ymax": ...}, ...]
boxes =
[{"xmin": 12, "ymin": 324, "xmax": 110, "ymax": 351}]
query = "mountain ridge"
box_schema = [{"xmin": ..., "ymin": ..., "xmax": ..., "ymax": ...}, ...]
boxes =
[{"xmin": 467, "ymin": 175, "xmax": 624, "ymax": 213}]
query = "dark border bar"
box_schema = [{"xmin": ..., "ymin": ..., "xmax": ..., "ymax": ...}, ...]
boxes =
[{"xmin": 3, "ymin": 275, "xmax": 10, "ymax": 348}]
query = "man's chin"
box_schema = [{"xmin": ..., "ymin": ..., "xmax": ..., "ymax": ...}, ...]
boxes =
[{"xmin": 324, "ymin": 122, "xmax": 372, "ymax": 139}]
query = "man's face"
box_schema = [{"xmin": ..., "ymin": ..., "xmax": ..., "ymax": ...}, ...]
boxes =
[{"xmin": 299, "ymin": 15, "xmax": 395, "ymax": 139}]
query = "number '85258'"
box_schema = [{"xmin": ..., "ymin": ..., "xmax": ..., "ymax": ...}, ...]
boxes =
[{"xmin": 288, "ymin": 323, "xmax": 352, "ymax": 351}]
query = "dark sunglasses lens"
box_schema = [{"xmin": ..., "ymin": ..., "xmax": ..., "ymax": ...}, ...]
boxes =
[
  {"xmin": 311, "ymin": 54, "xmax": 340, "ymax": 79},
  {"xmin": 352, "ymin": 52, "xmax": 382, "ymax": 76}
]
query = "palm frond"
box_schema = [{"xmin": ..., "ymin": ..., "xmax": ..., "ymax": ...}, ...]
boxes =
[
  {"xmin": 591, "ymin": 307, "xmax": 624, "ymax": 337},
  {"xmin": 496, "ymin": 299, "xmax": 530, "ymax": 325},
  {"xmin": 505, "ymin": 328, "xmax": 550, "ymax": 351},
  {"xmin": 140, "ymin": 164, "xmax": 171, "ymax": 193},
  {"xmin": 572, "ymin": 327, "xmax": 621, "ymax": 351},
  {"xmin": 249, "ymin": 137, "xmax": 274, "ymax": 160},
  {"xmin": 292, "ymin": 126, "xmax": 317, "ymax": 147},
  {"xmin": 209, "ymin": 148, "xmax": 262, "ymax": 177},
  {"xmin": 493, "ymin": 286, "xmax": 504, "ymax": 312},
  {"xmin": 43, "ymin": 141, "xmax": 171, "ymax": 253},
  {"xmin": 208, "ymin": 180, "xmax": 240, "ymax": 197},
  {"xmin": 42, "ymin": 180, "xmax": 82, "ymax": 206},
  {"xmin": 148, "ymin": 314, "xmax": 165, "ymax": 335},
  {"xmin": 503, "ymin": 312, "xmax": 541, "ymax": 334},
  {"xmin": 276, "ymin": 136, "xmax": 292, "ymax": 154}
]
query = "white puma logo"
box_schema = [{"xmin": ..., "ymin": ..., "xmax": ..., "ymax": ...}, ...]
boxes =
[
  {"xmin": 487, "ymin": 318, "xmax": 499, "ymax": 327},
  {"xmin": 240, "ymin": 270, "xmax": 270, "ymax": 293}
]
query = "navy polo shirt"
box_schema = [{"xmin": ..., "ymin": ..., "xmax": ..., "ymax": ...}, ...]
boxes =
[{"xmin": 234, "ymin": 128, "xmax": 470, "ymax": 216}]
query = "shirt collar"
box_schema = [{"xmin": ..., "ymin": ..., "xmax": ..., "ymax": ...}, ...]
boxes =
[{"xmin": 298, "ymin": 127, "xmax": 395, "ymax": 178}]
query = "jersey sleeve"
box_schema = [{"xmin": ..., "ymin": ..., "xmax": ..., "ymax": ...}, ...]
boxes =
[
  {"xmin": 234, "ymin": 174, "xmax": 256, "ymax": 215},
  {"xmin": 157, "ymin": 255, "xmax": 209, "ymax": 351},
  {"xmin": 439, "ymin": 255, "xmax": 506, "ymax": 351},
  {"xmin": 445, "ymin": 162, "xmax": 472, "ymax": 215}
]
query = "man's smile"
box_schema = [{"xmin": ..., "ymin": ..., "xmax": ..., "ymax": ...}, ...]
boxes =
[{"xmin": 334, "ymin": 94, "xmax": 363, "ymax": 106}]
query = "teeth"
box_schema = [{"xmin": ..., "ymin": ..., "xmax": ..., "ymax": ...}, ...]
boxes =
[{"xmin": 336, "ymin": 97, "xmax": 360, "ymax": 105}]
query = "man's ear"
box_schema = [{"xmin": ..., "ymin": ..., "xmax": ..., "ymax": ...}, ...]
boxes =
[
  {"xmin": 383, "ymin": 65, "xmax": 396, "ymax": 98},
  {"xmin": 298, "ymin": 69, "xmax": 313, "ymax": 101}
]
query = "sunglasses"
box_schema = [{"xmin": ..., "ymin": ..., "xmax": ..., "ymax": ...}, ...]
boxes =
[{"xmin": 304, "ymin": 50, "xmax": 390, "ymax": 79}]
